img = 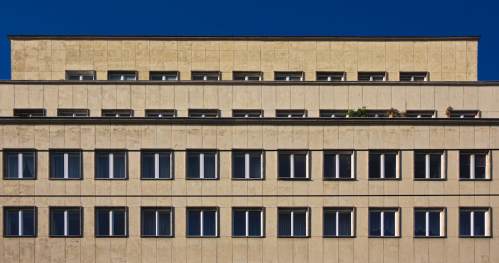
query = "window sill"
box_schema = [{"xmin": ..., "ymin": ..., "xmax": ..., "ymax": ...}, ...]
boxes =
[
  {"xmin": 368, "ymin": 236, "xmax": 400, "ymax": 238},
  {"xmin": 3, "ymin": 235, "xmax": 37, "ymax": 238},
  {"xmin": 232, "ymin": 235, "xmax": 265, "ymax": 238},
  {"xmin": 231, "ymin": 178, "xmax": 264, "ymax": 180},
  {"xmin": 368, "ymin": 178, "xmax": 400, "ymax": 181},
  {"xmin": 413, "ymin": 178, "xmax": 446, "ymax": 181},
  {"xmin": 3, "ymin": 177, "xmax": 36, "ymax": 180},
  {"xmin": 323, "ymin": 178, "xmax": 356, "ymax": 181},
  {"xmin": 277, "ymin": 178, "xmax": 310, "ymax": 181},
  {"xmin": 323, "ymin": 235, "xmax": 356, "ymax": 238},
  {"xmin": 413, "ymin": 235, "xmax": 446, "ymax": 238},
  {"xmin": 459, "ymin": 178, "xmax": 491, "ymax": 181},
  {"xmin": 186, "ymin": 235, "xmax": 219, "ymax": 238},
  {"xmin": 277, "ymin": 236, "xmax": 310, "ymax": 238},
  {"xmin": 185, "ymin": 178, "xmax": 219, "ymax": 180},
  {"xmin": 49, "ymin": 235, "xmax": 83, "ymax": 238},
  {"xmin": 94, "ymin": 178, "xmax": 128, "ymax": 180},
  {"xmin": 141, "ymin": 235, "xmax": 174, "ymax": 238},
  {"xmin": 49, "ymin": 178, "xmax": 82, "ymax": 180},
  {"xmin": 140, "ymin": 178, "xmax": 173, "ymax": 180},
  {"xmin": 95, "ymin": 235, "xmax": 128, "ymax": 238},
  {"xmin": 459, "ymin": 235, "xmax": 492, "ymax": 238}
]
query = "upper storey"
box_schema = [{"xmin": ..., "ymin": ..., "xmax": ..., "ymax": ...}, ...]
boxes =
[{"xmin": 8, "ymin": 36, "xmax": 479, "ymax": 81}]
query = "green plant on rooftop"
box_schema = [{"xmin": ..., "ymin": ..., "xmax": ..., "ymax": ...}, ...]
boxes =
[{"xmin": 347, "ymin": 107, "xmax": 367, "ymax": 117}]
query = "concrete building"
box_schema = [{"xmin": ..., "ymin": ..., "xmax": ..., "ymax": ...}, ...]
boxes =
[{"xmin": 0, "ymin": 35, "xmax": 497, "ymax": 262}]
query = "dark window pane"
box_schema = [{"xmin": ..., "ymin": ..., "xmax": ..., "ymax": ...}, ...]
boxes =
[
  {"xmin": 68, "ymin": 211, "xmax": 80, "ymax": 236},
  {"xmin": 158, "ymin": 211, "xmax": 171, "ymax": 236},
  {"xmin": 369, "ymin": 212, "xmax": 381, "ymax": 236},
  {"xmin": 248, "ymin": 211, "xmax": 261, "ymax": 236},
  {"xmin": 142, "ymin": 210, "xmax": 156, "ymax": 236},
  {"xmin": 460, "ymin": 212, "xmax": 471, "ymax": 236},
  {"xmin": 52, "ymin": 210, "xmax": 65, "ymax": 235},
  {"xmin": 67, "ymin": 153, "xmax": 80, "ymax": 179},
  {"xmin": 338, "ymin": 212, "xmax": 351, "ymax": 236},
  {"xmin": 414, "ymin": 154, "xmax": 426, "ymax": 179},
  {"xmin": 82, "ymin": 75, "xmax": 94, "ymax": 80},
  {"xmin": 151, "ymin": 75, "xmax": 163, "ymax": 80},
  {"xmin": 323, "ymin": 154, "xmax": 336, "ymax": 178},
  {"xmin": 68, "ymin": 75, "xmax": 80, "ymax": 80},
  {"xmin": 474, "ymin": 212, "xmax": 485, "ymax": 236},
  {"xmin": 339, "ymin": 154, "xmax": 352, "ymax": 178},
  {"xmin": 7, "ymin": 210, "xmax": 19, "ymax": 235},
  {"xmin": 113, "ymin": 154, "xmax": 126, "ymax": 179},
  {"xmin": 414, "ymin": 212, "xmax": 426, "ymax": 236},
  {"xmin": 293, "ymin": 212, "xmax": 307, "ymax": 236},
  {"xmin": 188, "ymin": 211, "xmax": 201, "ymax": 236},
  {"xmin": 369, "ymin": 155, "xmax": 381, "ymax": 178},
  {"xmin": 22, "ymin": 153, "xmax": 35, "ymax": 178},
  {"xmin": 323, "ymin": 212, "xmax": 336, "ymax": 236},
  {"xmin": 233, "ymin": 211, "xmax": 246, "ymax": 236},
  {"xmin": 232, "ymin": 154, "xmax": 245, "ymax": 179},
  {"xmin": 187, "ymin": 154, "xmax": 200, "ymax": 178},
  {"xmin": 278, "ymin": 212, "xmax": 291, "ymax": 236},
  {"xmin": 278, "ymin": 154, "xmax": 291, "ymax": 178},
  {"xmin": 113, "ymin": 211, "xmax": 126, "ymax": 236},
  {"xmin": 51, "ymin": 153, "xmax": 65, "ymax": 178},
  {"xmin": 383, "ymin": 212, "xmax": 396, "ymax": 236},
  {"xmin": 7, "ymin": 154, "xmax": 19, "ymax": 178},
  {"xmin": 97, "ymin": 211, "xmax": 110, "ymax": 235},
  {"xmin": 249, "ymin": 154, "xmax": 261, "ymax": 179},
  {"xmin": 159, "ymin": 154, "xmax": 170, "ymax": 179},
  {"xmin": 142, "ymin": 154, "xmax": 155, "ymax": 179},
  {"xmin": 203, "ymin": 211, "xmax": 216, "ymax": 236},
  {"xmin": 429, "ymin": 212, "xmax": 440, "ymax": 236},
  {"xmin": 294, "ymin": 154, "xmax": 307, "ymax": 178},
  {"xmin": 23, "ymin": 210, "xmax": 35, "ymax": 236},
  {"xmin": 204, "ymin": 154, "xmax": 216, "ymax": 179},
  {"xmin": 460, "ymin": 154, "xmax": 471, "ymax": 179},
  {"xmin": 97, "ymin": 154, "xmax": 109, "ymax": 178},
  {"xmin": 384, "ymin": 154, "xmax": 397, "ymax": 179},
  {"xmin": 429, "ymin": 154, "xmax": 441, "ymax": 178},
  {"xmin": 475, "ymin": 155, "xmax": 486, "ymax": 179}
]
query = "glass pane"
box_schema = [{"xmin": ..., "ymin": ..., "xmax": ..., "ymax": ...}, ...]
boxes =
[
  {"xmin": 97, "ymin": 154, "xmax": 109, "ymax": 178},
  {"xmin": 142, "ymin": 154, "xmax": 155, "ymax": 179},
  {"xmin": 339, "ymin": 154, "xmax": 351, "ymax": 178},
  {"xmin": 249, "ymin": 154, "xmax": 261, "ymax": 178},
  {"xmin": 384, "ymin": 154, "xmax": 397, "ymax": 179},
  {"xmin": 289, "ymin": 76, "xmax": 301, "ymax": 81},
  {"xmin": 52, "ymin": 210, "xmax": 65, "ymax": 235},
  {"xmin": 278, "ymin": 212, "xmax": 291, "ymax": 236},
  {"xmin": 323, "ymin": 212, "xmax": 336, "ymax": 236},
  {"xmin": 158, "ymin": 210, "xmax": 171, "ymax": 236},
  {"xmin": 109, "ymin": 74, "xmax": 121, "ymax": 80},
  {"xmin": 192, "ymin": 75, "xmax": 204, "ymax": 80},
  {"xmin": 323, "ymin": 154, "xmax": 336, "ymax": 178},
  {"xmin": 248, "ymin": 211, "xmax": 261, "ymax": 236},
  {"xmin": 294, "ymin": 154, "xmax": 307, "ymax": 178},
  {"xmin": 142, "ymin": 210, "xmax": 156, "ymax": 236},
  {"xmin": 278, "ymin": 154, "xmax": 291, "ymax": 178},
  {"xmin": 460, "ymin": 154, "xmax": 471, "ymax": 179},
  {"xmin": 460, "ymin": 212, "xmax": 471, "ymax": 236},
  {"xmin": 369, "ymin": 155, "xmax": 381, "ymax": 178},
  {"xmin": 188, "ymin": 211, "xmax": 201, "ymax": 236},
  {"xmin": 383, "ymin": 212, "xmax": 396, "ymax": 236},
  {"xmin": 7, "ymin": 210, "xmax": 19, "ymax": 235},
  {"xmin": 68, "ymin": 211, "xmax": 80, "ymax": 236},
  {"xmin": 113, "ymin": 211, "xmax": 126, "ymax": 236},
  {"xmin": 68, "ymin": 75, "xmax": 80, "ymax": 80},
  {"xmin": 165, "ymin": 75, "xmax": 177, "ymax": 81},
  {"xmin": 150, "ymin": 75, "xmax": 163, "ymax": 80},
  {"xmin": 23, "ymin": 210, "xmax": 35, "ymax": 236},
  {"xmin": 429, "ymin": 212, "xmax": 440, "ymax": 236},
  {"xmin": 124, "ymin": 74, "xmax": 136, "ymax": 80},
  {"xmin": 474, "ymin": 212, "xmax": 485, "ymax": 236},
  {"xmin": 97, "ymin": 211, "xmax": 110, "ymax": 235},
  {"xmin": 338, "ymin": 212, "xmax": 351, "ymax": 236},
  {"xmin": 475, "ymin": 155, "xmax": 486, "ymax": 179},
  {"xmin": 51, "ymin": 153, "xmax": 64, "ymax": 178},
  {"xmin": 204, "ymin": 154, "xmax": 216, "ymax": 179},
  {"xmin": 293, "ymin": 212, "xmax": 307, "ymax": 236},
  {"xmin": 206, "ymin": 76, "xmax": 219, "ymax": 81},
  {"xmin": 429, "ymin": 154, "xmax": 441, "ymax": 178},
  {"xmin": 414, "ymin": 212, "xmax": 426, "ymax": 236},
  {"xmin": 275, "ymin": 76, "xmax": 287, "ymax": 81},
  {"xmin": 414, "ymin": 154, "xmax": 426, "ymax": 179},
  {"xmin": 232, "ymin": 211, "xmax": 246, "ymax": 236},
  {"xmin": 232, "ymin": 154, "xmax": 245, "ymax": 179},
  {"xmin": 114, "ymin": 154, "xmax": 126, "ymax": 178},
  {"xmin": 233, "ymin": 75, "xmax": 245, "ymax": 80},
  {"xmin": 317, "ymin": 76, "xmax": 329, "ymax": 81},
  {"xmin": 22, "ymin": 153, "xmax": 35, "ymax": 178},
  {"xmin": 369, "ymin": 212, "xmax": 381, "ymax": 236},
  {"xmin": 68, "ymin": 153, "xmax": 80, "ymax": 179},
  {"xmin": 187, "ymin": 154, "xmax": 200, "ymax": 178},
  {"xmin": 248, "ymin": 76, "xmax": 260, "ymax": 81},
  {"xmin": 159, "ymin": 154, "xmax": 171, "ymax": 179},
  {"xmin": 7, "ymin": 154, "xmax": 18, "ymax": 178},
  {"xmin": 203, "ymin": 211, "xmax": 216, "ymax": 236},
  {"xmin": 82, "ymin": 75, "xmax": 94, "ymax": 80}
]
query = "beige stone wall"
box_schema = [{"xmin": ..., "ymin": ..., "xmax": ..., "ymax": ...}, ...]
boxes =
[
  {"xmin": 1, "ymin": 83, "xmax": 498, "ymax": 118},
  {"xmin": 10, "ymin": 39, "xmax": 478, "ymax": 81}
]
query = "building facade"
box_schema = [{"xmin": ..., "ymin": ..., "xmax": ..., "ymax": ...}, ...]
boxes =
[{"xmin": 0, "ymin": 35, "xmax": 497, "ymax": 262}]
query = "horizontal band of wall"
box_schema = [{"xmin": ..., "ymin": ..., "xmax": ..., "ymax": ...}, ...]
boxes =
[{"xmin": 0, "ymin": 194, "xmax": 497, "ymax": 197}]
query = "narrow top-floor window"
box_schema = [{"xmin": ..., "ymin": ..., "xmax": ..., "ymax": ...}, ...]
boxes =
[
  {"xmin": 150, "ymin": 71, "xmax": 178, "ymax": 81},
  {"xmin": 192, "ymin": 71, "xmax": 220, "ymax": 81},
  {"xmin": 145, "ymin": 110, "xmax": 175, "ymax": 118},
  {"xmin": 275, "ymin": 72, "xmax": 303, "ymax": 81},
  {"xmin": 14, "ymin": 109, "xmax": 45, "ymax": 117},
  {"xmin": 276, "ymin": 110, "xmax": 306, "ymax": 118},
  {"xmin": 449, "ymin": 110, "xmax": 479, "ymax": 118},
  {"xmin": 233, "ymin": 71, "xmax": 262, "ymax": 81},
  {"xmin": 102, "ymin": 109, "xmax": 133, "ymax": 117},
  {"xmin": 108, "ymin": 71, "xmax": 137, "ymax": 81},
  {"xmin": 189, "ymin": 109, "xmax": 219, "ymax": 118},
  {"xmin": 58, "ymin": 109, "xmax": 89, "ymax": 117},
  {"xmin": 232, "ymin": 110, "xmax": 262, "ymax": 117},
  {"xmin": 66, "ymin": 70, "xmax": 95, "ymax": 80},
  {"xmin": 358, "ymin": 72, "xmax": 387, "ymax": 81},
  {"xmin": 400, "ymin": 72, "xmax": 428, "ymax": 81},
  {"xmin": 316, "ymin": 72, "xmax": 345, "ymax": 81}
]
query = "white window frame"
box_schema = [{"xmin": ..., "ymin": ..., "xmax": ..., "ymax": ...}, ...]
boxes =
[
  {"xmin": 189, "ymin": 110, "xmax": 219, "ymax": 118},
  {"xmin": 323, "ymin": 152, "xmax": 355, "ymax": 179},
  {"xmin": 233, "ymin": 72, "xmax": 262, "ymax": 81},
  {"xmin": 141, "ymin": 208, "xmax": 172, "ymax": 237},
  {"xmin": 150, "ymin": 72, "xmax": 178, "ymax": 81},
  {"xmin": 278, "ymin": 152, "xmax": 309, "ymax": 179},
  {"xmin": 187, "ymin": 208, "xmax": 218, "ymax": 237},
  {"xmin": 358, "ymin": 72, "xmax": 387, "ymax": 81},
  {"xmin": 275, "ymin": 72, "xmax": 303, "ymax": 81},
  {"xmin": 108, "ymin": 73, "xmax": 136, "ymax": 81},
  {"xmin": 192, "ymin": 73, "xmax": 220, "ymax": 81},
  {"xmin": 369, "ymin": 209, "xmax": 400, "ymax": 237},
  {"xmin": 145, "ymin": 111, "xmax": 175, "ymax": 118},
  {"xmin": 97, "ymin": 153, "xmax": 126, "ymax": 179},
  {"xmin": 232, "ymin": 110, "xmax": 263, "ymax": 118},
  {"xmin": 66, "ymin": 70, "xmax": 95, "ymax": 81},
  {"xmin": 459, "ymin": 208, "xmax": 491, "ymax": 237},
  {"xmin": 67, "ymin": 74, "xmax": 95, "ymax": 80},
  {"xmin": 187, "ymin": 152, "xmax": 218, "ymax": 179},
  {"xmin": 5, "ymin": 208, "xmax": 35, "ymax": 236},
  {"xmin": 449, "ymin": 111, "xmax": 479, "ymax": 118},
  {"xmin": 369, "ymin": 152, "xmax": 400, "ymax": 179},
  {"xmin": 405, "ymin": 111, "xmax": 436, "ymax": 118},
  {"xmin": 275, "ymin": 110, "xmax": 306, "ymax": 118},
  {"xmin": 414, "ymin": 152, "xmax": 445, "ymax": 179},
  {"xmin": 103, "ymin": 112, "xmax": 131, "ymax": 117},
  {"xmin": 414, "ymin": 209, "xmax": 445, "ymax": 237},
  {"xmin": 323, "ymin": 208, "xmax": 354, "ymax": 237},
  {"xmin": 141, "ymin": 152, "xmax": 172, "ymax": 179},
  {"xmin": 278, "ymin": 208, "xmax": 309, "ymax": 237},
  {"xmin": 320, "ymin": 111, "xmax": 348, "ymax": 118},
  {"xmin": 96, "ymin": 208, "xmax": 127, "ymax": 236},
  {"xmin": 51, "ymin": 152, "xmax": 81, "ymax": 179},
  {"xmin": 232, "ymin": 152, "xmax": 263, "ymax": 179},
  {"xmin": 460, "ymin": 153, "xmax": 489, "ymax": 180},
  {"xmin": 400, "ymin": 72, "xmax": 429, "ymax": 82},
  {"xmin": 232, "ymin": 208, "xmax": 264, "ymax": 237},
  {"xmin": 59, "ymin": 112, "xmax": 88, "ymax": 117},
  {"xmin": 316, "ymin": 72, "xmax": 345, "ymax": 81},
  {"xmin": 50, "ymin": 208, "xmax": 81, "ymax": 236},
  {"xmin": 6, "ymin": 152, "xmax": 35, "ymax": 179}
]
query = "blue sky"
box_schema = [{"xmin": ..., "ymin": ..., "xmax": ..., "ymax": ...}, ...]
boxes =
[{"xmin": 0, "ymin": 0, "xmax": 497, "ymax": 80}]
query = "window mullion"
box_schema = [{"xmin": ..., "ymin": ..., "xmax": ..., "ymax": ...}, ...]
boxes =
[
  {"xmin": 64, "ymin": 153, "xmax": 69, "ymax": 179},
  {"xmin": 426, "ymin": 211, "xmax": 429, "ymax": 237},
  {"xmin": 426, "ymin": 154, "xmax": 430, "ymax": 179},
  {"xmin": 380, "ymin": 154, "xmax": 385, "ymax": 179},
  {"xmin": 110, "ymin": 210, "xmax": 114, "ymax": 236},
  {"xmin": 246, "ymin": 210, "xmax": 249, "ymax": 237},
  {"xmin": 336, "ymin": 211, "xmax": 339, "ymax": 237},
  {"xmin": 470, "ymin": 211, "xmax": 474, "ymax": 236},
  {"xmin": 470, "ymin": 154, "xmax": 475, "ymax": 179},
  {"xmin": 156, "ymin": 210, "xmax": 159, "ymax": 236},
  {"xmin": 155, "ymin": 153, "xmax": 160, "ymax": 179},
  {"xmin": 381, "ymin": 212, "xmax": 384, "ymax": 237},
  {"xmin": 19, "ymin": 210, "xmax": 23, "ymax": 236},
  {"xmin": 245, "ymin": 153, "xmax": 250, "ymax": 179},
  {"xmin": 200, "ymin": 210, "xmax": 204, "ymax": 236},
  {"xmin": 200, "ymin": 153, "xmax": 204, "ymax": 178},
  {"xmin": 291, "ymin": 211, "xmax": 294, "ymax": 237},
  {"xmin": 290, "ymin": 154, "xmax": 295, "ymax": 178},
  {"xmin": 335, "ymin": 154, "xmax": 340, "ymax": 179},
  {"xmin": 18, "ymin": 153, "xmax": 23, "ymax": 178},
  {"xmin": 109, "ymin": 153, "xmax": 114, "ymax": 178},
  {"xmin": 64, "ymin": 210, "xmax": 68, "ymax": 236}
]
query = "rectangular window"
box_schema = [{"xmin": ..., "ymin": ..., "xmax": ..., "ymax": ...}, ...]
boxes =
[
  {"xmin": 232, "ymin": 110, "xmax": 262, "ymax": 117},
  {"xmin": 4, "ymin": 151, "xmax": 35, "ymax": 179},
  {"xmin": 278, "ymin": 152, "xmax": 308, "ymax": 179},
  {"xmin": 232, "ymin": 208, "xmax": 263, "ymax": 237},
  {"xmin": 50, "ymin": 207, "xmax": 81, "ymax": 237},
  {"xmin": 141, "ymin": 208, "xmax": 172, "ymax": 237},
  {"xmin": 278, "ymin": 208, "xmax": 309, "ymax": 237},
  {"xmin": 275, "ymin": 110, "xmax": 306, "ymax": 118},
  {"xmin": 274, "ymin": 72, "xmax": 303, "ymax": 81},
  {"xmin": 400, "ymin": 72, "xmax": 429, "ymax": 82},
  {"xmin": 414, "ymin": 152, "xmax": 444, "ymax": 179},
  {"xmin": 189, "ymin": 109, "xmax": 219, "ymax": 118},
  {"xmin": 232, "ymin": 152, "xmax": 262, "ymax": 179},
  {"xmin": 95, "ymin": 208, "xmax": 127, "ymax": 237},
  {"xmin": 414, "ymin": 209, "xmax": 444, "ymax": 237},
  {"xmin": 50, "ymin": 152, "xmax": 81, "ymax": 179},
  {"xmin": 319, "ymin": 110, "xmax": 348, "ymax": 118},
  {"xmin": 369, "ymin": 209, "xmax": 399, "ymax": 237},
  {"xmin": 187, "ymin": 208, "xmax": 218, "ymax": 237},
  {"xmin": 459, "ymin": 208, "xmax": 490, "ymax": 237},
  {"xmin": 58, "ymin": 109, "xmax": 89, "ymax": 117},
  {"xmin": 233, "ymin": 72, "xmax": 262, "ymax": 81},
  {"xmin": 323, "ymin": 208, "xmax": 354, "ymax": 237},
  {"xmin": 316, "ymin": 72, "xmax": 345, "ymax": 81},
  {"xmin": 187, "ymin": 152, "xmax": 217, "ymax": 179},
  {"xmin": 145, "ymin": 110, "xmax": 175, "ymax": 117},
  {"xmin": 449, "ymin": 110, "xmax": 479, "ymax": 118},
  {"xmin": 369, "ymin": 152, "xmax": 398, "ymax": 179},
  {"xmin": 66, "ymin": 70, "xmax": 95, "ymax": 80},
  {"xmin": 13, "ymin": 109, "xmax": 45, "ymax": 117},
  {"xmin": 108, "ymin": 71, "xmax": 137, "ymax": 80},
  {"xmin": 150, "ymin": 71, "xmax": 178, "ymax": 81},
  {"xmin": 460, "ymin": 153, "xmax": 488, "ymax": 179},
  {"xmin": 4, "ymin": 207, "xmax": 36, "ymax": 237},
  {"xmin": 323, "ymin": 152, "xmax": 354, "ymax": 179},
  {"xmin": 405, "ymin": 110, "xmax": 435, "ymax": 118},
  {"xmin": 192, "ymin": 71, "xmax": 220, "ymax": 81},
  {"xmin": 102, "ymin": 109, "xmax": 132, "ymax": 117},
  {"xmin": 96, "ymin": 152, "xmax": 126, "ymax": 179},
  {"xmin": 358, "ymin": 72, "xmax": 387, "ymax": 81},
  {"xmin": 141, "ymin": 152, "xmax": 171, "ymax": 179}
]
